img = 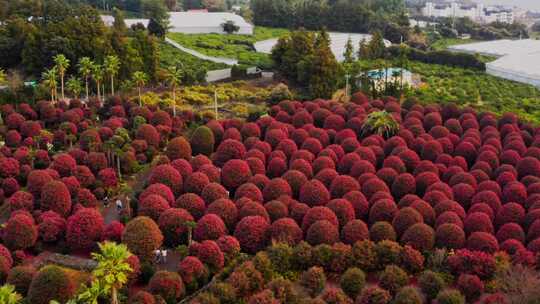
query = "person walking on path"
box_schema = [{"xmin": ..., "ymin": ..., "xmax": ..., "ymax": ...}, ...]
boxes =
[
  {"xmin": 154, "ymin": 249, "xmax": 161, "ymax": 264},
  {"xmin": 115, "ymin": 198, "xmax": 123, "ymax": 211},
  {"xmin": 162, "ymin": 249, "xmax": 167, "ymax": 263}
]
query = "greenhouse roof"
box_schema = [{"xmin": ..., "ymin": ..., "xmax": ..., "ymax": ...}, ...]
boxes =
[{"xmin": 448, "ymin": 39, "xmax": 540, "ymax": 57}]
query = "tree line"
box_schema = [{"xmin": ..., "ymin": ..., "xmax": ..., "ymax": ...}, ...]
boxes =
[{"xmin": 251, "ymin": 0, "xmax": 409, "ymax": 43}]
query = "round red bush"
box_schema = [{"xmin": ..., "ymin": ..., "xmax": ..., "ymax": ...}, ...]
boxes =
[
  {"xmin": 8, "ymin": 190, "xmax": 34, "ymax": 213},
  {"xmin": 140, "ymin": 183, "xmax": 175, "ymax": 205},
  {"xmin": 27, "ymin": 265, "xmax": 75, "ymax": 304},
  {"xmin": 122, "ymin": 216, "xmax": 163, "ymax": 261},
  {"xmin": 234, "ymin": 183, "xmax": 263, "ymax": 203},
  {"xmin": 234, "ymin": 216, "xmax": 270, "ymax": 254},
  {"xmin": 435, "ymin": 223, "xmax": 466, "ymax": 249},
  {"xmin": 368, "ymin": 199, "xmax": 398, "ymax": 224},
  {"xmin": 174, "ymin": 193, "xmax": 206, "ymax": 220},
  {"xmin": 306, "ymin": 220, "xmax": 340, "ymax": 246},
  {"xmin": 464, "ymin": 212, "xmax": 494, "ymax": 236},
  {"xmin": 149, "ymin": 164, "xmax": 183, "ymax": 195},
  {"xmin": 269, "ymin": 217, "xmax": 303, "ymax": 245},
  {"xmin": 341, "ymin": 219, "xmax": 369, "ymax": 245},
  {"xmin": 178, "ymin": 256, "xmax": 207, "ymax": 286},
  {"xmin": 392, "ymin": 207, "xmax": 424, "ymax": 236},
  {"xmin": 330, "ymin": 175, "xmax": 360, "ymax": 199},
  {"xmin": 66, "ymin": 207, "xmax": 104, "ymax": 250},
  {"xmin": 194, "ymin": 214, "xmax": 227, "ymax": 241},
  {"xmin": 166, "ymin": 136, "xmax": 192, "ymax": 160},
  {"xmin": 136, "ymin": 124, "xmax": 160, "ymax": 147},
  {"xmin": 302, "ymin": 206, "xmax": 339, "ymax": 232},
  {"xmin": 103, "ymin": 220, "xmax": 124, "ymax": 242},
  {"xmin": 299, "ymin": 179, "xmax": 330, "ymax": 207},
  {"xmin": 3, "ymin": 213, "xmax": 37, "ymax": 250},
  {"xmin": 38, "ymin": 211, "xmax": 66, "ymax": 243},
  {"xmin": 400, "ymin": 223, "xmax": 435, "ymax": 251},
  {"xmin": 496, "ymin": 223, "xmax": 525, "ymax": 244},
  {"xmin": 326, "ymin": 198, "xmax": 355, "ymax": 228},
  {"xmin": 148, "ymin": 271, "xmax": 185, "ymax": 303},
  {"xmin": 221, "ymin": 159, "xmax": 252, "ymax": 191},
  {"xmin": 139, "ymin": 194, "xmax": 170, "ymax": 221},
  {"xmin": 191, "ymin": 240, "xmax": 225, "ymax": 272},
  {"xmin": 50, "ymin": 153, "xmax": 76, "ymax": 177},
  {"xmin": 207, "ymin": 198, "xmax": 238, "ymax": 229},
  {"xmin": 158, "ymin": 208, "xmax": 194, "ymax": 246},
  {"xmin": 213, "ymin": 139, "xmax": 247, "ymax": 167},
  {"xmin": 466, "ymin": 232, "xmax": 499, "ymax": 253},
  {"xmin": 263, "ymin": 178, "xmax": 292, "ymax": 202}
]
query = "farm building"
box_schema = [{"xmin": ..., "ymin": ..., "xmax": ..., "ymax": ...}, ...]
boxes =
[
  {"xmin": 448, "ymin": 39, "xmax": 540, "ymax": 88},
  {"xmin": 102, "ymin": 12, "xmax": 254, "ymax": 35}
]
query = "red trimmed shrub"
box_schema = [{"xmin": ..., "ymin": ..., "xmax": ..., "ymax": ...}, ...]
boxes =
[
  {"xmin": 464, "ymin": 212, "xmax": 494, "ymax": 235},
  {"xmin": 435, "ymin": 223, "xmax": 465, "ymax": 249},
  {"xmin": 263, "ymin": 178, "xmax": 292, "ymax": 202},
  {"xmin": 3, "ymin": 213, "xmax": 37, "ymax": 250},
  {"xmin": 136, "ymin": 124, "xmax": 160, "ymax": 147},
  {"xmin": 158, "ymin": 208, "xmax": 194, "ymax": 246},
  {"xmin": 341, "ymin": 219, "xmax": 369, "ymax": 245},
  {"xmin": 26, "ymin": 170, "xmax": 54, "ymax": 198},
  {"xmin": 207, "ymin": 198, "xmax": 238, "ymax": 229},
  {"xmin": 516, "ymin": 156, "xmax": 540, "ymax": 179},
  {"xmin": 391, "ymin": 174, "xmax": 416, "ymax": 199},
  {"xmin": 235, "ymin": 183, "xmax": 263, "ymax": 203},
  {"xmin": 74, "ymin": 165, "xmax": 95, "ymax": 188},
  {"xmin": 326, "ymin": 199, "xmax": 355, "ymax": 227},
  {"xmin": 38, "ymin": 211, "xmax": 66, "ymax": 243},
  {"xmin": 27, "ymin": 265, "xmax": 75, "ymax": 304},
  {"xmin": 221, "ymin": 159, "xmax": 252, "ymax": 191},
  {"xmin": 50, "ymin": 153, "xmax": 76, "ymax": 177},
  {"xmin": 466, "ymin": 232, "xmax": 499, "ymax": 253},
  {"xmin": 174, "ymin": 193, "xmax": 206, "ymax": 220},
  {"xmin": 122, "ymin": 216, "xmax": 163, "ymax": 261},
  {"xmin": 104, "ymin": 220, "xmax": 124, "ymax": 242},
  {"xmin": 496, "ymin": 203, "xmax": 525, "ymax": 227},
  {"xmin": 166, "ymin": 136, "xmax": 192, "ymax": 160},
  {"xmin": 234, "ymin": 216, "xmax": 270, "ymax": 254},
  {"xmin": 149, "ymin": 164, "xmax": 183, "ymax": 195},
  {"xmin": 6, "ymin": 265, "xmax": 36, "ymax": 295},
  {"xmin": 370, "ymin": 221, "xmax": 397, "ymax": 242},
  {"xmin": 178, "ymin": 256, "xmax": 208, "ymax": 286},
  {"xmin": 184, "ymin": 172, "xmax": 210, "ymax": 195},
  {"xmin": 140, "ymin": 183, "xmax": 175, "ymax": 205},
  {"xmin": 191, "ymin": 240, "xmax": 225, "ymax": 272},
  {"xmin": 496, "ymin": 223, "xmax": 525, "ymax": 244},
  {"xmin": 331, "ymin": 175, "xmax": 360, "ymax": 199},
  {"xmin": 457, "ymin": 274, "xmax": 483, "ymax": 302},
  {"xmin": 7, "ymin": 190, "xmax": 34, "ymax": 213},
  {"xmin": 269, "ymin": 218, "xmax": 303, "ymax": 245},
  {"xmin": 148, "ymin": 271, "xmax": 185, "ymax": 303},
  {"xmin": 400, "ymin": 223, "xmax": 435, "ymax": 251},
  {"xmin": 66, "ymin": 207, "xmax": 104, "ymax": 250},
  {"xmin": 239, "ymin": 200, "xmax": 270, "ymax": 222},
  {"xmin": 264, "ymin": 200, "xmax": 288, "ymax": 222},
  {"xmin": 368, "ymin": 199, "xmax": 397, "ymax": 224},
  {"xmin": 139, "ymin": 194, "xmax": 170, "ymax": 221},
  {"xmin": 213, "ymin": 139, "xmax": 247, "ymax": 167},
  {"xmin": 194, "ymin": 214, "xmax": 227, "ymax": 241},
  {"xmin": 502, "ymin": 182, "xmax": 527, "ymax": 204},
  {"xmin": 302, "ymin": 206, "xmax": 338, "ymax": 232},
  {"xmin": 392, "ymin": 207, "xmax": 424, "ymax": 236},
  {"xmin": 299, "ymin": 179, "xmax": 330, "ymax": 207}
]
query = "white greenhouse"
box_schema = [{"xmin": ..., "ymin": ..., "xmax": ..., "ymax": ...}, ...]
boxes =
[
  {"xmin": 102, "ymin": 12, "xmax": 254, "ymax": 35},
  {"xmin": 448, "ymin": 39, "xmax": 540, "ymax": 88}
]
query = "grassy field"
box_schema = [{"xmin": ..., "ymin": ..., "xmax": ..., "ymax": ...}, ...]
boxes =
[
  {"xmin": 159, "ymin": 42, "xmax": 228, "ymax": 71},
  {"xmin": 430, "ymin": 38, "xmax": 480, "ymax": 51},
  {"xmin": 167, "ymin": 27, "xmax": 290, "ymax": 69}
]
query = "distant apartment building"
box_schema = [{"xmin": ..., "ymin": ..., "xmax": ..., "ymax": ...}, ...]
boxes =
[{"xmin": 422, "ymin": 2, "xmax": 514, "ymax": 24}]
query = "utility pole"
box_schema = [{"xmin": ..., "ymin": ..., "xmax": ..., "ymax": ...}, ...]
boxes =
[
  {"xmin": 345, "ymin": 74, "xmax": 351, "ymax": 99},
  {"xmin": 214, "ymin": 89, "xmax": 218, "ymax": 120}
]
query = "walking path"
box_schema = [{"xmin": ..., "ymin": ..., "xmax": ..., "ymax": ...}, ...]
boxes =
[{"xmin": 165, "ymin": 38, "xmax": 238, "ymax": 66}]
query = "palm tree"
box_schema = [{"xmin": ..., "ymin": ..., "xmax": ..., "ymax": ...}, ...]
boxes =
[
  {"xmin": 66, "ymin": 76, "xmax": 83, "ymax": 99},
  {"xmin": 92, "ymin": 64, "xmax": 104, "ymax": 101},
  {"xmin": 78, "ymin": 57, "xmax": 94, "ymax": 100},
  {"xmin": 42, "ymin": 67, "xmax": 58, "ymax": 102},
  {"xmin": 104, "ymin": 55, "xmax": 121, "ymax": 96},
  {"xmin": 0, "ymin": 284, "xmax": 22, "ymax": 304},
  {"xmin": 91, "ymin": 242, "xmax": 133, "ymax": 304},
  {"xmin": 54, "ymin": 54, "xmax": 70, "ymax": 101},
  {"xmin": 166, "ymin": 65, "xmax": 183, "ymax": 117},
  {"xmin": 132, "ymin": 71, "xmax": 148, "ymax": 107}
]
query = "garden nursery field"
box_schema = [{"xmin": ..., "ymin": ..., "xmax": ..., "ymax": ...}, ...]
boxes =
[{"xmin": 1, "ymin": 90, "xmax": 540, "ymax": 304}]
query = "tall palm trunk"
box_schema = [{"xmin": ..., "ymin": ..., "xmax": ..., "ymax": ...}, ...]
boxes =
[
  {"xmin": 111, "ymin": 76, "xmax": 115, "ymax": 96},
  {"xmin": 60, "ymin": 74, "xmax": 65, "ymax": 100},
  {"xmin": 172, "ymin": 84, "xmax": 176, "ymax": 117},
  {"xmin": 85, "ymin": 77, "xmax": 89, "ymax": 100},
  {"xmin": 111, "ymin": 287, "xmax": 118, "ymax": 304},
  {"xmin": 138, "ymin": 87, "xmax": 142, "ymax": 106},
  {"xmin": 97, "ymin": 80, "xmax": 101, "ymax": 101}
]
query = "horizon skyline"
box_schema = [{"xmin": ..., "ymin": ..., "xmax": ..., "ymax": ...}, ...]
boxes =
[{"xmin": 473, "ymin": 0, "xmax": 540, "ymax": 11}]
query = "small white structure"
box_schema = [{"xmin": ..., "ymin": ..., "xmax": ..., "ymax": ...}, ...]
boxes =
[
  {"xmin": 254, "ymin": 32, "xmax": 391, "ymax": 62},
  {"xmin": 101, "ymin": 12, "xmax": 254, "ymax": 35},
  {"xmin": 449, "ymin": 39, "xmax": 540, "ymax": 88}
]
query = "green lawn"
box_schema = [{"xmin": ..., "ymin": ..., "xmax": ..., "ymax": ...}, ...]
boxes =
[
  {"xmin": 405, "ymin": 61, "xmax": 540, "ymax": 123},
  {"xmin": 167, "ymin": 27, "xmax": 290, "ymax": 69},
  {"xmin": 430, "ymin": 38, "xmax": 496, "ymax": 63}
]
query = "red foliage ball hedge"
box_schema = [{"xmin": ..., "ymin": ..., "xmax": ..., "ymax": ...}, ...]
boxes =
[
  {"xmin": 66, "ymin": 207, "xmax": 104, "ymax": 251},
  {"xmin": 39, "ymin": 180, "xmax": 72, "ymax": 217},
  {"xmin": 27, "ymin": 265, "xmax": 75, "ymax": 304},
  {"xmin": 191, "ymin": 240, "xmax": 224, "ymax": 272},
  {"xmin": 158, "ymin": 208, "xmax": 194, "ymax": 246},
  {"xmin": 140, "ymin": 183, "xmax": 175, "ymax": 205},
  {"xmin": 139, "ymin": 194, "xmax": 171, "ymax": 221},
  {"xmin": 50, "ymin": 153, "xmax": 76, "ymax": 177},
  {"xmin": 269, "ymin": 217, "xmax": 303, "ymax": 245},
  {"xmin": 306, "ymin": 220, "xmax": 340, "ymax": 246},
  {"xmin": 174, "ymin": 193, "xmax": 206, "ymax": 220},
  {"xmin": 149, "ymin": 164, "xmax": 183, "ymax": 195},
  {"xmin": 299, "ymin": 179, "xmax": 330, "ymax": 207},
  {"xmin": 122, "ymin": 216, "xmax": 163, "ymax": 261},
  {"xmin": 194, "ymin": 214, "xmax": 227, "ymax": 241},
  {"xmin": 221, "ymin": 159, "xmax": 252, "ymax": 191},
  {"xmin": 234, "ymin": 216, "xmax": 270, "ymax": 254},
  {"xmin": 301, "ymin": 206, "xmax": 339, "ymax": 232},
  {"xmin": 400, "ymin": 223, "xmax": 435, "ymax": 251},
  {"xmin": 341, "ymin": 219, "xmax": 369, "ymax": 245},
  {"xmin": 166, "ymin": 136, "xmax": 192, "ymax": 160},
  {"xmin": 7, "ymin": 190, "xmax": 34, "ymax": 213},
  {"xmin": 466, "ymin": 232, "xmax": 499, "ymax": 253},
  {"xmin": 2, "ymin": 212, "xmax": 37, "ymax": 250},
  {"xmin": 38, "ymin": 211, "xmax": 67, "ymax": 243},
  {"xmin": 435, "ymin": 223, "xmax": 466, "ymax": 249},
  {"xmin": 330, "ymin": 175, "xmax": 360, "ymax": 199},
  {"xmin": 148, "ymin": 271, "xmax": 185, "ymax": 303}
]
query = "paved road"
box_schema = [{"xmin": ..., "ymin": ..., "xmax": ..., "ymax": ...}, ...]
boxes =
[{"xmin": 165, "ymin": 38, "xmax": 238, "ymax": 66}]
